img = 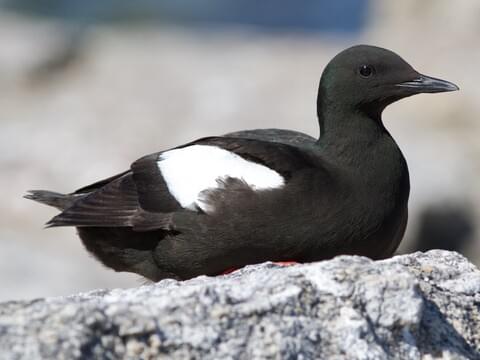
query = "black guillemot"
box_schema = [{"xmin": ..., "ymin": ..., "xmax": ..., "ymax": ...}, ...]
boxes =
[{"xmin": 26, "ymin": 45, "xmax": 459, "ymax": 281}]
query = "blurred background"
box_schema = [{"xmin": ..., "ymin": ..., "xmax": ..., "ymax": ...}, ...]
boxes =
[{"xmin": 0, "ymin": 0, "xmax": 478, "ymax": 301}]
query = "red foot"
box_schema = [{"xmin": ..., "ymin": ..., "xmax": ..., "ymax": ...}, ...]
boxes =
[
  {"xmin": 221, "ymin": 261, "xmax": 298, "ymax": 275},
  {"xmin": 273, "ymin": 261, "xmax": 298, "ymax": 267},
  {"xmin": 221, "ymin": 267, "xmax": 238, "ymax": 275}
]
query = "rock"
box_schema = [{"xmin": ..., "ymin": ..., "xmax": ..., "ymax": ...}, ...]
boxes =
[{"xmin": 0, "ymin": 250, "xmax": 479, "ymax": 359}]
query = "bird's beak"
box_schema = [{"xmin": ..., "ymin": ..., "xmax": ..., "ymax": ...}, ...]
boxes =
[{"xmin": 396, "ymin": 74, "xmax": 459, "ymax": 93}]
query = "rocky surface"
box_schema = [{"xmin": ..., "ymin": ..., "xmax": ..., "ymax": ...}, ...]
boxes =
[{"xmin": 0, "ymin": 250, "xmax": 479, "ymax": 359}]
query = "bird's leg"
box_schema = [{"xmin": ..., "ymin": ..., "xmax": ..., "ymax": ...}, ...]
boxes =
[
  {"xmin": 273, "ymin": 261, "xmax": 298, "ymax": 266},
  {"xmin": 221, "ymin": 267, "xmax": 238, "ymax": 275}
]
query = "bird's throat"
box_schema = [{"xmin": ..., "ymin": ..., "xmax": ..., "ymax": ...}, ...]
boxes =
[{"xmin": 316, "ymin": 109, "xmax": 391, "ymax": 168}]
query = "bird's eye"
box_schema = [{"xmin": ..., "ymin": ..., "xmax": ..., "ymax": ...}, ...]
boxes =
[{"xmin": 359, "ymin": 65, "xmax": 375, "ymax": 78}]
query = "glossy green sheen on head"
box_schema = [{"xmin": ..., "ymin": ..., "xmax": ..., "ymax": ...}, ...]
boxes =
[{"xmin": 317, "ymin": 45, "xmax": 458, "ymax": 122}]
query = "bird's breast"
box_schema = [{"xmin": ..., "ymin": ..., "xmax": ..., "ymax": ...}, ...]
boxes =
[{"xmin": 344, "ymin": 152, "xmax": 410, "ymax": 259}]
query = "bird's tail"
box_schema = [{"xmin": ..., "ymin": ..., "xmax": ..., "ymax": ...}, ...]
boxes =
[{"xmin": 24, "ymin": 190, "xmax": 78, "ymax": 211}]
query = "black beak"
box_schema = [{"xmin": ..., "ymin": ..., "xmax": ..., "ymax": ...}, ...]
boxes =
[{"xmin": 396, "ymin": 74, "xmax": 459, "ymax": 93}]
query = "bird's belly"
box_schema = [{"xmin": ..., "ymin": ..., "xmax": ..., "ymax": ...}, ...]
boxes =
[
  {"xmin": 297, "ymin": 204, "xmax": 408, "ymax": 263},
  {"xmin": 337, "ymin": 200, "xmax": 409, "ymax": 260},
  {"xmin": 368, "ymin": 204, "xmax": 408, "ymax": 259}
]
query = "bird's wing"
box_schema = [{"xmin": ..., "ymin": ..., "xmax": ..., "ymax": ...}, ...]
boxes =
[
  {"xmin": 225, "ymin": 128, "xmax": 317, "ymax": 147},
  {"xmin": 47, "ymin": 136, "xmax": 315, "ymax": 230},
  {"xmin": 47, "ymin": 173, "xmax": 140, "ymax": 227},
  {"xmin": 72, "ymin": 170, "xmax": 131, "ymax": 194},
  {"xmin": 189, "ymin": 136, "xmax": 315, "ymax": 179}
]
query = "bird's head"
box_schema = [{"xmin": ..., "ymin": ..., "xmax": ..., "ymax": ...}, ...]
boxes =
[{"xmin": 318, "ymin": 45, "xmax": 459, "ymax": 121}]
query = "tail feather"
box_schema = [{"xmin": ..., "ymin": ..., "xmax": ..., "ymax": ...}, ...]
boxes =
[{"xmin": 24, "ymin": 190, "xmax": 80, "ymax": 211}]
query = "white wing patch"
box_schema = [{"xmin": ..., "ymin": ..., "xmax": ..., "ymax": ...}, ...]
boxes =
[{"xmin": 157, "ymin": 145, "xmax": 285, "ymax": 212}]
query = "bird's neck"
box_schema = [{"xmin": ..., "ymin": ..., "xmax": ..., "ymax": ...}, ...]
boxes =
[
  {"xmin": 315, "ymin": 106, "xmax": 409, "ymax": 224},
  {"xmin": 316, "ymin": 107, "xmax": 396, "ymax": 165}
]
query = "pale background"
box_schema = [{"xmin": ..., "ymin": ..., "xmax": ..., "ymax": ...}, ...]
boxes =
[{"xmin": 1, "ymin": 0, "xmax": 478, "ymax": 301}]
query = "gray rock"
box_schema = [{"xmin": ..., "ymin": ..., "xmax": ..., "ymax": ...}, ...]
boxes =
[{"xmin": 0, "ymin": 250, "xmax": 479, "ymax": 360}]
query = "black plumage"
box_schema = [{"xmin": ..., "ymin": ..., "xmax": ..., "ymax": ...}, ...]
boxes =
[{"xmin": 25, "ymin": 45, "xmax": 458, "ymax": 281}]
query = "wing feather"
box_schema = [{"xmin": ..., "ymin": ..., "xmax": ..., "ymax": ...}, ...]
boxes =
[
  {"xmin": 189, "ymin": 136, "xmax": 315, "ymax": 179},
  {"xmin": 47, "ymin": 174, "xmax": 139, "ymax": 227},
  {"xmin": 47, "ymin": 135, "xmax": 316, "ymax": 230}
]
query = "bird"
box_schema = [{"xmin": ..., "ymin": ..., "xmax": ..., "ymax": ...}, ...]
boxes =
[{"xmin": 25, "ymin": 45, "xmax": 459, "ymax": 281}]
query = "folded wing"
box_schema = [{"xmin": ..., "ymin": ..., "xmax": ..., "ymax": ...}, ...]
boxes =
[{"xmin": 47, "ymin": 136, "xmax": 315, "ymax": 230}]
